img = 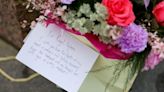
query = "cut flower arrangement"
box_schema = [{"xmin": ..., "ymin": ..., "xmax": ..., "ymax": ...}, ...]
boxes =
[{"xmin": 21, "ymin": 0, "xmax": 164, "ymax": 91}]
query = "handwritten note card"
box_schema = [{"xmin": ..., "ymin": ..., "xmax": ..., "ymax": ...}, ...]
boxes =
[{"xmin": 16, "ymin": 23, "xmax": 99, "ymax": 92}]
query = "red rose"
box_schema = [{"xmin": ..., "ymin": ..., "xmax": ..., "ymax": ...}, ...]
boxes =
[
  {"xmin": 102, "ymin": 0, "xmax": 135, "ymax": 26},
  {"xmin": 153, "ymin": 1, "xmax": 164, "ymax": 26}
]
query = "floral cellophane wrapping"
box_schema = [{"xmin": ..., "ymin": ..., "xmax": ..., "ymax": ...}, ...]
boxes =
[{"xmin": 70, "ymin": 33, "xmax": 137, "ymax": 92}]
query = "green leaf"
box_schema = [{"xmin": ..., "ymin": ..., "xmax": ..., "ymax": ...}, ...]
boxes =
[
  {"xmin": 62, "ymin": 11, "xmax": 76, "ymax": 23},
  {"xmin": 89, "ymin": 13, "xmax": 99, "ymax": 21},
  {"xmin": 93, "ymin": 24, "xmax": 102, "ymax": 35},
  {"xmin": 95, "ymin": 3, "xmax": 108, "ymax": 19},
  {"xmin": 71, "ymin": 18, "xmax": 86, "ymax": 29},
  {"xmin": 83, "ymin": 19, "xmax": 94, "ymax": 31},
  {"xmin": 79, "ymin": 4, "xmax": 92, "ymax": 15},
  {"xmin": 79, "ymin": 27, "xmax": 89, "ymax": 34},
  {"xmin": 99, "ymin": 36, "xmax": 112, "ymax": 44}
]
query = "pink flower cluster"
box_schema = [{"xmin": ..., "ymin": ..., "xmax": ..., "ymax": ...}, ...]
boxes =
[
  {"xmin": 28, "ymin": 0, "xmax": 67, "ymax": 18},
  {"xmin": 143, "ymin": 33, "xmax": 164, "ymax": 71}
]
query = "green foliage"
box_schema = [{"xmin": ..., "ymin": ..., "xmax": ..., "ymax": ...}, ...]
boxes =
[
  {"xmin": 125, "ymin": 45, "xmax": 151, "ymax": 85},
  {"xmin": 90, "ymin": 13, "xmax": 99, "ymax": 21},
  {"xmin": 83, "ymin": 19, "xmax": 95, "ymax": 31},
  {"xmin": 62, "ymin": 11, "xmax": 76, "ymax": 24},
  {"xmin": 62, "ymin": 3, "xmax": 116, "ymax": 43},
  {"xmin": 99, "ymin": 36, "xmax": 112, "ymax": 44},
  {"xmin": 79, "ymin": 4, "xmax": 92, "ymax": 16},
  {"xmin": 95, "ymin": 3, "xmax": 108, "ymax": 19}
]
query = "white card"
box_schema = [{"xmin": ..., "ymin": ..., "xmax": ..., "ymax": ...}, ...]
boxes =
[{"xmin": 16, "ymin": 23, "xmax": 99, "ymax": 92}]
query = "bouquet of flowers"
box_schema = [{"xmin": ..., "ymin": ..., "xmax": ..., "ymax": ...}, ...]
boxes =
[{"xmin": 22, "ymin": 0, "xmax": 164, "ymax": 91}]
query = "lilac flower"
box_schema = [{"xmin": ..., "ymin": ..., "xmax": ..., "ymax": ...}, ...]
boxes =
[
  {"xmin": 117, "ymin": 23, "xmax": 148, "ymax": 53},
  {"xmin": 143, "ymin": 50, "xmax": 161, "ymax": 71},
  {"xmin": 61, "ymin": 0, "xmax": 75, "ymax": 4}
]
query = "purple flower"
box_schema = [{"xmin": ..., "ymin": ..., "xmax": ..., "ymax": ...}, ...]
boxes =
[
  {"xmin": 144, "ymin": 0, "xmax": 150, "ymax": 9},
  {"xmin": 117, "ymin": 23, "xmax": 148, "ymax": 53},
  {"xmin": 61, "ymin": 0, "xmax": 75, "ymax": 4}
]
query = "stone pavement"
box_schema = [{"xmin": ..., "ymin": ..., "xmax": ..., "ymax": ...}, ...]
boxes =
[
  {"xmin": 0, "ymin": 0, "xmax": 23, "ymax": 49},
  {"xmin": 130, "ymin": 60, "xmax": 164, "ymax": 92},
  {"xmin": 0, "ymin": 39, "xmax": 63, "ymax": 92}
]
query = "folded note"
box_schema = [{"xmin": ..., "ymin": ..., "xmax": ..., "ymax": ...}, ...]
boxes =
[{"xmin": 16, "ymin": 23, "xmax": 99, "ymax": 92}]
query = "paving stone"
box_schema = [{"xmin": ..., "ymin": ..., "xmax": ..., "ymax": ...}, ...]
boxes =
[
  {"xmin": 0, "ymin": 39, "xmax": 63, "ymax": 92},
  {"xmin": 130, "ymin": 61, "xmax": 164, "ymax": 92},
  {"xmin": 0, "ymin": 0, "xmax": 23, "ymax": 49}
]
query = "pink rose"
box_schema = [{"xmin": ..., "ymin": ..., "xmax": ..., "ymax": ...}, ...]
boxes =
[
  {"xmin": 152, "ymin": 1, "xmax": 164, "ymax": 26},
  {"xmin": 102, "ymin": 0, "xmax": 135, "ymax": 26}
]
